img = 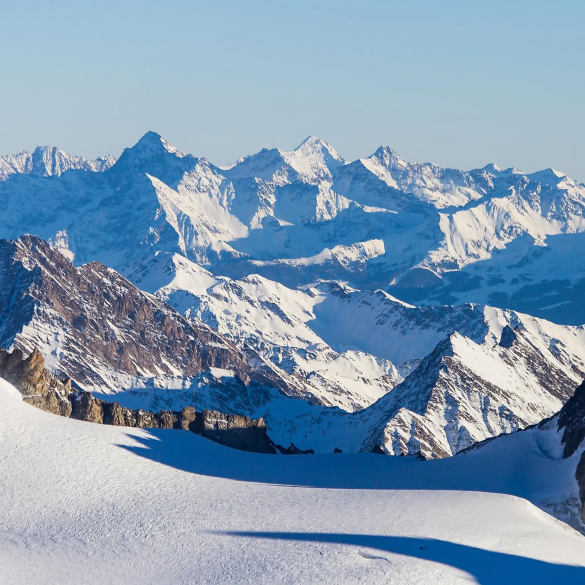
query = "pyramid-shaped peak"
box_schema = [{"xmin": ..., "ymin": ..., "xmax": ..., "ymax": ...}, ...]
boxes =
[
  {"xmin": 370, "ymin": 145, "xmax": 409, "ymax": 170},
  {"xmin": 293, "ymin": 136, "xmax": 344, "ymax": 162},
  {"xmin": 108, "ymin": 132, "xmax": 197, "ymax": 185},
  {"xmin": 481, "ymin": 163, "xmax": 503, "ymax": 174},
  {"xmin": 131, "ymin": 132, "xmax": 186, "ymax": 158}
]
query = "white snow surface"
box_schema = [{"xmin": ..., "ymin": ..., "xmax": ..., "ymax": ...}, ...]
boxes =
[{"xmin": 2, "ymin": 379, "xmax": 585, "ymax": 585}]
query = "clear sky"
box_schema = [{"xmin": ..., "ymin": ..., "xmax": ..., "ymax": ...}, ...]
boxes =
[{"xmin": 1, "ymin": 0, "xmax": 584, "ymax": 180}]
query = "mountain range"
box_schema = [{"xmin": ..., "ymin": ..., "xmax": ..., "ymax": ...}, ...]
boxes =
[
  {"xmin": 1, "ymin": 133, "xmax": 585, "ymax": 462},
  {"xmin": 2, "ymin": 132, "xmax": 584, "ymax": 324}
]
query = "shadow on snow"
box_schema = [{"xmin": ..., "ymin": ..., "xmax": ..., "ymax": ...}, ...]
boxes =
[{"xmin": 223, "ymin": 532, "xmax": 585, "ymax": 585}]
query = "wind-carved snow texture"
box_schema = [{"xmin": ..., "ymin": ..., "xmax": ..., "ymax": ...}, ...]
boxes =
[{"xmin": 2, "ymin": 133, "xmax": 585, "ymax": 459}]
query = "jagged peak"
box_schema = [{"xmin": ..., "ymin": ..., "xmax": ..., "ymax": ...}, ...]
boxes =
[
  {"xmin": 107, "ymin": 132, "xmax": 198, "ymax": 186},
  {"xmin": 368, "ymin": 145, "xmax": 409, "ymax": 170},
  {"xmin": 0, "ymin": 145, "xmax": 116, "ymax": 179}
]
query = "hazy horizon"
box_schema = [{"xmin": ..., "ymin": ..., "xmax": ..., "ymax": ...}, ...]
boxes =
[{"xmin": 1, "ymin": 0, "xmax": 584, "ymax": 180}]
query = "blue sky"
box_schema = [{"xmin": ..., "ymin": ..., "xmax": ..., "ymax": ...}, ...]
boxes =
[{"xmin": 1, "ymin": 0, "xmax": 584, "ymax": 179}]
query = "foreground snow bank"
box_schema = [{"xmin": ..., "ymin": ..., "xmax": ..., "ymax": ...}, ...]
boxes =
[{"xmin": 1, "ymin": 379, "xmax": 584, "ymax": 584}]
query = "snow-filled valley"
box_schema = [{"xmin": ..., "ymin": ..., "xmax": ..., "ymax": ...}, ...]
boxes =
[{"xmin": 2, "ymin": 379, "xmax": 585, "ymax": 585}]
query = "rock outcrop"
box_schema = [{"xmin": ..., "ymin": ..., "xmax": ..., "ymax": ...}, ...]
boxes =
[
  {"xmin": 558, "ymin": 380, "xmax": 585, "ymax": 458},
  {"xmin": 0, "ymin": 347, "xmax": 72, "ymax": 416},
  {"xmin": 0, "ymin": 346, "xmax": 275, "ymax": 454},
  {"xmin": 557, "ymin": 381, "xmax": 585, "ymax": 521},
  {"xmin": 70, "ymin": 390, "xmax": 275, "ymax": 454}
]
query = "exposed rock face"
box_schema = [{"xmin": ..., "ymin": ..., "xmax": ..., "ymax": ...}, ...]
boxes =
[
  {"xmin": 197, "ymin": 410, "xmax": 275, "ymax": 454},
  {"xmin": 576, "ymin": 454, "xmax": 585, "ymax": 523},
  {"xmin": 557, "ymin": 381, "xmax": 585, "ymax": 521},
  {"xmin": 0, "ymin": 347, "xmax": 72, "ymax": 416},
  {"xmin": 0, "ymin": 346, "xmax": 275, "ymax": 454},
  {"xmin": 0, "ymin": 235, "xmax": 301, "ymax": 411},
  {"xmin": 558, "ymin": 381, "xmax": 585, "ymax": 458},
  {"xmin": 498, "ymin": 325, "xmax": 517, "ymax": 348},
  {"xmin": 70, "ymin": 391, "xmax": 275, "ymax": 454}
]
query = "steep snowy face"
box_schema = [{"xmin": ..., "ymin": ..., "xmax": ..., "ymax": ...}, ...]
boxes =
[
  {"xmin": 360, "ymin": 329, "xmax": 577, "ymax": 458},
  {"xmin": 121, "ymin": 251, "xmax": 585, "ymax": 455},
  {"xmin": 282, "ymin": 136, "xmax": 346, "ymax": 182},
  {"xmin": 265, "ymin": 321, "xmax": 585, "ymax": 458},
  {"xmin": 0, "ymin": 146, "xmax": 115, "ymax": 180},
  {"xmin": 107, "ymin": 131, "xmax": 198, "ymax": 187}
]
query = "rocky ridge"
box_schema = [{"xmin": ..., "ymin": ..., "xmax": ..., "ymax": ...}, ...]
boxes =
[
  {"xmin": 4, "ymin": 235, "xmax": 585, "ymax": 461},
  {"xmin": 0, "ymin": 346, "xmax": 275, "ymax": 454},
  {"xmin": 0, "ymin": 234, "xmax": 311, "ymax": 414}
]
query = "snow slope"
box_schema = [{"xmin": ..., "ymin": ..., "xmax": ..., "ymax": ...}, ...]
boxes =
[
  {"xmin": 2, "ymin": 379, "xmax": 585, "ymax": 585},
  {"xmin": 4, "ymin": 235, "xmax": 584, "ymax": 460},
  {"xmin": 125, "ymin": 252, "xmax": 401, "ymax": 411}
]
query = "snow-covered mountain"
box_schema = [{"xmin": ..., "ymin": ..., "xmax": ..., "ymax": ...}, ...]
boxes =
[
  {"xmin": 1, "ymin": 132, "xmax": 584, "ymax": 323},
  {"xmin": 124, "ymin": 252, "xmax": 401, "ymax": 411},
  {"xmin": 123, "ymin": 248, "xmax": 585, "ymax": 458},
  {"xmin": 2, "ymin": 133, "xmax": 585, "ymax": 463},
  {"xmin": 0, "ymin": 145, "xmax": 115, "ymax": 180},
  {"xmin": 0, "ymin": 235, "xmax": 320, "ymax": 416}
]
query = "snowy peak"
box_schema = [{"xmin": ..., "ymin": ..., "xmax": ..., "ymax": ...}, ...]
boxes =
[
  {"xmin": 0, "ymin": 146, "xmax": 116, "ymax": 180},
  {"xmin": 224, "ymin": 137, "xmax": 346, "ymax": 185},
  {"xmin": 130, "ymin": 131, "xmax": 188, "ymax": 159},
  {"xmin": 282, "ymin": 136, "xmax": 346, "ymax": 182},
  {"xmin": 292, "ymin": 135, "xmax": 345, "ymax": 166},
  {"xmin": 108, "ymin": 132, "xmax": 197, "ymax": 186},
  {"xmin": 29, "ymin": 146, "xmax": 113, "ymax": 177},
  {"xmin": 369, "ymin": 145, "xmax": 409, "ymax": 171},
  {"xmin": 223, "ymin": 147, "xmax": 290, "ymax": 183}
]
